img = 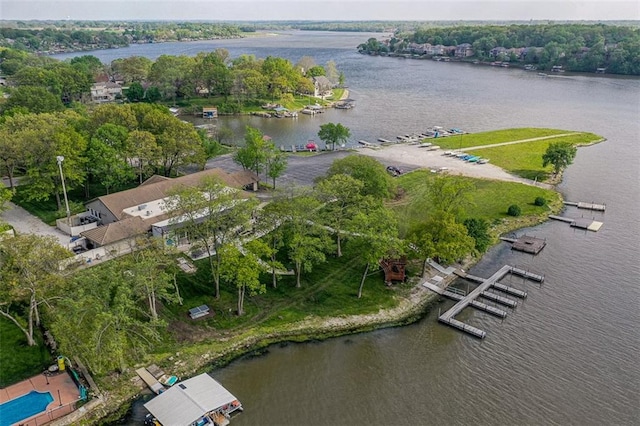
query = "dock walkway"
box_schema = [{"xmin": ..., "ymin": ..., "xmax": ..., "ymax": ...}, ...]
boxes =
[{"xmin": 428, "ymin": 265, "xmax": 543, "ymax": 339}]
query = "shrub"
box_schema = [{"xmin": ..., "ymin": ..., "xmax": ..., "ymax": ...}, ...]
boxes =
[
  {"xmin": 507, "ymin": 204, "xmax": 522, "ymax": 216},
  {"xmin": 534, "ymin": 197, "xmax": 546, "ymax": 206}
]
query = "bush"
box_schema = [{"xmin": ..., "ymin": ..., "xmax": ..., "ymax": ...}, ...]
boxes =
[
  {"xmin": 507, "ymin": 204, "xmax": 522, "ymax": 216},
  {"xmin": 534, "ymin": 197, "xmax": 546, "ymax": 206}
]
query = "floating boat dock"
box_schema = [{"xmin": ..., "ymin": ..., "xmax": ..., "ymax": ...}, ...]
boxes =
[
  {"xmin": 144, "ymin": 373, "xmax": 242, "ymax": 426},
  {"xmin": 499, "ymin": 234, "xmax": 547, "ymax": 254},
  {"xmin": 564, "ymin": 201, "xmax": 606, "ymax": 211},
  {"xmin": 424, "ymin": 265, "xmax": 543, "ymax": 339}
]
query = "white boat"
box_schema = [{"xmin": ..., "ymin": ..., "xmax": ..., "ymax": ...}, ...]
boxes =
[
  {"xmin": 418, "ymin": 142, "xmax": 432, "ymax": 148},
  {"xmin": 478, "ymin": 158, "xmax": 490, "ymax": 164}
]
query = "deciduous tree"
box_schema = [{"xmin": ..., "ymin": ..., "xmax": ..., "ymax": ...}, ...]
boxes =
[
  {"xmin": 318, "ymin": 122, "xmax": 351, "ymax": 151},
  {"xmin": 542, "ymin": 141, "xmax": 577, "ymax": 175},
  {"xmin": 0, "ymin": 234, "xmax": 71, "ymax": 346},
  {"xmin": 164, "ymin": 176, "xmax": 259, "ymax": 298}
]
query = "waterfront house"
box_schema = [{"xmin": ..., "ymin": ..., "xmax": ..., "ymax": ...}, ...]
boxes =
[
  {"xmin": 312, "ymin": 76, "xmax": 333, "ymax": 98},
  {"xmin": 90, "ymin": 82, "xmax": 123, "ymax": 103},
  {"xmin": 455, "ymin": 43, "xmax": 474, "ymax": 58}
]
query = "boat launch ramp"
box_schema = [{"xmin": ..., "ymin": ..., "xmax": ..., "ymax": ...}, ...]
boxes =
[{"xmin": 423, "ymin": 265, "xmax": 543, "ymax": 339}]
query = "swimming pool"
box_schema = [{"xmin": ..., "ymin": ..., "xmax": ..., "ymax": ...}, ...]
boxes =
[{"xmin": 0, "ymin": 390, "xmax": 53, "ymax": 426}]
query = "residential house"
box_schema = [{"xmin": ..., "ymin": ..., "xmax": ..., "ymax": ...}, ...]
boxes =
[
  {"xmin": 455, "ymin": 43, "xmax": 474, "ymax": 58},
  {"xmin": 312, "ymin": 76, "xmax": 333, "ymax": 98},
  {"xmin": 77, "ymin": 168, "xmax": 259, "ymax": 251},
  {"xmin": 489, "ymin": 46, "xmax": 508, "ymax": 59},
  {"xmin": 90, "ymin": 81, "xmax": 123, "ymax": 103}
]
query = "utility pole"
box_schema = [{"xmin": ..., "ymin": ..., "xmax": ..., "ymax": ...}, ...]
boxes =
[{"xmin": 57, "ymin": 156, "xmax": 71, "ymax": 227}]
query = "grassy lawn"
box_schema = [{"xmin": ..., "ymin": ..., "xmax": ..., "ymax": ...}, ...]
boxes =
[
  {"xmin": 0, "ymin": 317, "xmax": 52, "ymax": 387},
  {"xmin": 435, "ymin": 128, "xmax": 574, "ymax": 150},
  {"xmin": 466, "ymin": 133, "xmax": 601, "ymax": 181},
  {"xmin": 395, "ymin": 170, "xmax": 559, "ymax": 224},
  {"xmin": 150, "ymin": 246, "xmax": 413, "ymax": 349}
]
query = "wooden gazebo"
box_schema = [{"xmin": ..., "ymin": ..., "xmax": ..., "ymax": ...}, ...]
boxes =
[{"xmin": 379, "ymin": 257, "xmax": 407, "ymax": 285}]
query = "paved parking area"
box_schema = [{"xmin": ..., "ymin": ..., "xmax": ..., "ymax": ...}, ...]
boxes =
[{"xmin": 206, "ymin": 150, "xmax": 356, "ymax": 187}]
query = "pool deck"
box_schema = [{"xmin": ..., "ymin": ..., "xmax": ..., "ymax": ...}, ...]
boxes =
[{"xmin": 0, "ymin": 371, "xmax": 80, "ymax": 425}]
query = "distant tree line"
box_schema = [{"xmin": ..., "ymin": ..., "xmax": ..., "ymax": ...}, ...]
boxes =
[
  {"xmin": 0, "ymin": 47, "xmax": 342, "ymax": 114},
  {"xmin": 358, "ymin": 24, "xmax": 640, "ymax": 75},
  {"xmin": 0, "ymin": 22, "xmax": 243, "ymax": 53}
]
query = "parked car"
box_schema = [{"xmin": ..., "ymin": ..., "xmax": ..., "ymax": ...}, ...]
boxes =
[{"xmin": 386, "ymin": 165, "xmax": 403, "ymax": 176}]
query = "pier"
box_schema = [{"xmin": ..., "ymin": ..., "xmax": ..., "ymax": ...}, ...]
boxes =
[
  {"xmin": 499, "ymin": 234, "xmax": 546, "ymax": 254},
  {"xmin": 549, "ymin": 215, "xmax": 604, "ymax": 232},
  {"xmin": 426, "ymin": 265, "xmax": 543, "ymax": 338},
  {"xmin": 564, "ymin": 201, "xmax": 606, "ymax": 211}
]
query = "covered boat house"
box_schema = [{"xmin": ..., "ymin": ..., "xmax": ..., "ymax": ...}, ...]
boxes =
[{"xmin": 144, "ymin": 373, "xmax": 242, "ymax": 426}]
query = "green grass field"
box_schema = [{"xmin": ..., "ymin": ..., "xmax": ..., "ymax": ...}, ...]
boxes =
[
  {"xmin": 0, "ymin": 317, "xmax": 51, "ymax": 387},
  {"xmin": 162, "ymin": 247, "xmax": 408, "ymax": 338},
  {"xmin": 435, "ymin": 128, "xmax": 573, "ymax": 149},
  {"xmin": 465, "ymin": 133, "xmax": 602, "ymax": 180},
  {"xmin": 395, "ymin": 170, "xmax": 560, "ymax": 224}
]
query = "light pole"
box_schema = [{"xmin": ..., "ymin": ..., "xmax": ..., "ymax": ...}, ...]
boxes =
[{"xmin": 56, "ymin": 156, "xmax": 71, "ymax": 227}]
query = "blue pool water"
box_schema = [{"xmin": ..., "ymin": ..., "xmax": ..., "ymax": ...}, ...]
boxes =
[{"xmin": 0, "ymin": 390, "xmax": 53, "ymax": 426}]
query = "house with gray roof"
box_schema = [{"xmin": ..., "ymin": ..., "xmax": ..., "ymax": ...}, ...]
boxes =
[{"xmin": 312, "ymin": 76, "xmax": 333, "ymax": 98}]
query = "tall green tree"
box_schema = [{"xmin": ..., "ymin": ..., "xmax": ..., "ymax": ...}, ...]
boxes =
[
  {"xmin": 542, "ymin": 141, "xmax": 577, "ymax": 175},
  {"xmin": 326, "ymin": 155, "xmax": 395, "ymax": 199},
  {"xmin": 233, "ymin": 126, "xmax": 268, "ymax": 177},
  {"xmin": 122, "ymin": 238, "xmax": 181, "ymax": 321},
  {"xmin": 0, "ymin": 234, "xmax": 71, "ymax": 346},
  {"xmin": 318, "ymin": 122, "xmax": 351, "ymax": 151},
  {"xmin": 279, "ymin": 191, "xmax": 332, "ymax": 288},
  {"xmin": 348, "ymin": 201, "xmax": 402, "ymax": 298},
  {"xmin": 220, "ymin": 240, "xmax": 269, "ymax": 316},
  {"xmin": 164, "ymin": 176, "xmax": 259, "ymax": 299},
  {"xmin": 409, "ymin": 211, "xmax": 475, "ymax": 267},
  {"xmin": 8, "ymin": 112, "xmax": 87, "ymax": 208},
  {"xmin": 2, "ymin": 86, "xmax": 65, "ymax": 114},
  {"xmin": 50, "ymin": 262, "xmax": 164, "ymax": 374},
  {"xmin": 316, "ymin": 173, "xmax": 365, "ymax": 257}
]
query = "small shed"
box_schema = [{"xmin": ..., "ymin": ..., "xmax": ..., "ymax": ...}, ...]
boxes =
[
  {"xmin": 379, "ymin": 257, "xmax": 407, "ymax": 285},
  {"xmin": 203, "ymin": 107, "xmax": 218, "ymax": 118}
]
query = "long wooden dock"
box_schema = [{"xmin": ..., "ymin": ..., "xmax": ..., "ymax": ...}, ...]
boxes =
[
  {"xmin": 564, "ymin": 201, "xmax": 606, "ymax": 212},
  {"xmin": 428, "ymin": 265, "xmax": 543, "ymax": 339}
]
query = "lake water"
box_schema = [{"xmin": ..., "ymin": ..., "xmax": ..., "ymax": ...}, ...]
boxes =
[{"xmin": 55, "ymin": 31, "xmax": 640, "ymax": 425}]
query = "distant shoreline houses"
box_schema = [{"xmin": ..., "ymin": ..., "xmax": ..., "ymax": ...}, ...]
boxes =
[{"xmin": 358, "ymin": 38, "xmax": 615, "ymax": 73}]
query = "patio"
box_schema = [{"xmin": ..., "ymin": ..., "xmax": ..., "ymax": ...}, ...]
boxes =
[{"xmin": 0, "ymin": 371, "xmax": 80, "ymax": 426}]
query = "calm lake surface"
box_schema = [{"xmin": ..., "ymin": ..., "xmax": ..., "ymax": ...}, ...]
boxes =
[{"xmin": 56, "ymin": 31, "xmax": 640, "ymax": 425}]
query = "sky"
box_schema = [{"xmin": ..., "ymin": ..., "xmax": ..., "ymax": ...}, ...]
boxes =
[{"xmin": 1, "ymin": 0, "xmax": 638, "ymax": 21}]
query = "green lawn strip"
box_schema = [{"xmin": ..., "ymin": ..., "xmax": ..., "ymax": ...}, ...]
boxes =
[
  {"xmin": 435, "ymin": 128, "xmax": 572, "ymax": 149},
  {"xmin": 395, "ymin": 170, "xmax": 558, "ymax": 224},
  {"xmin": 0, "ymin": 317, "xmax": 52, "ymax": 387},
  {"xmin": 466, "ymin": 133, "xmax": 601, "ymax": 181}
]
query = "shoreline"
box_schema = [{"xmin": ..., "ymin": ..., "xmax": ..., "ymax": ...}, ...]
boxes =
[{"xmin": 52, "ymin": 130, "xmax": 579, "ymax": 425}]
